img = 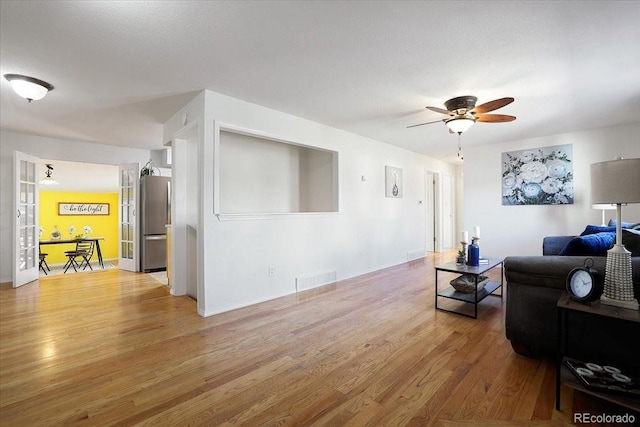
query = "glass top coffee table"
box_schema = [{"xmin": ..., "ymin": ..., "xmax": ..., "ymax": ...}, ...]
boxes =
[{"xmin": 434, "ymin": 258, "xmax": 504, "ymax": 318}]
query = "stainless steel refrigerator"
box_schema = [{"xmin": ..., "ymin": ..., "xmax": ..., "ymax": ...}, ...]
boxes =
[{"xmin": 140, "ymin": 175, "xmax": 170, "ymax": 272}]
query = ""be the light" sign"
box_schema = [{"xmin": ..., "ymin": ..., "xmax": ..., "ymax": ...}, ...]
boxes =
[{"xmin": 58, "ymin": 203, "xmax": 110, "ymax": 216}]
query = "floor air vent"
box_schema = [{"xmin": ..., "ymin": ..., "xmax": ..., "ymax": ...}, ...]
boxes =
[
  {"xmin": 407, "ymin": 250, "xmax": 425, "ymax": 262},
  {"xmin": 295, "ymin": 271, "xmax": 337, "ymax": 292}
]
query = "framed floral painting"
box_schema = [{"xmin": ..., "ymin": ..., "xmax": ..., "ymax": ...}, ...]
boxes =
[{"xmin": 502, "ymin": 144, "xmax": 573, "ymax": 205}]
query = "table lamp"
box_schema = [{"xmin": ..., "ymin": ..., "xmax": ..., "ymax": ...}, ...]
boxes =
[{"xmin": 590, "ymin": 157, "xmax": 640, "ymax": 310}]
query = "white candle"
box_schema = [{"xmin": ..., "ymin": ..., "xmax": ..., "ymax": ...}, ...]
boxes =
[
  {"xmin": 461, "ymin": 231, "xmax": 469, "ymax": 244},
  {"xmin": 474, "ymin": 226, "xmax": 480, "ymax": 239}
]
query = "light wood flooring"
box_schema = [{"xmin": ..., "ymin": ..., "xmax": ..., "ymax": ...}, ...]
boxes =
[{"xmin": 0, "ymin": 252, "xmax": 635, "ymax": 426}]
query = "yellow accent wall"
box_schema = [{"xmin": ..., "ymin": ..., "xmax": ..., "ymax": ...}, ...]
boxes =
[{"xmin": 40, "ymin": 192, "xmax": 118, "ymax": 264}]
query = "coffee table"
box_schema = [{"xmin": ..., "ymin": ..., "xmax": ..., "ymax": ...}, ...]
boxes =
[{"xmin": 434, "ymin": 258, "xmax": 504, "ymax": 318}]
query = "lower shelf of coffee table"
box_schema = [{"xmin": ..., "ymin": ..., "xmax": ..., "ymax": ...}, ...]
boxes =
[{"xmin": 437, "ymin": 280, "xmax": 502, "ymax": 303}]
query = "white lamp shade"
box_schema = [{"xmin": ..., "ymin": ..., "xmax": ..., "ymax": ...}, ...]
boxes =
[
  {"xmin": 10, "ymin": 79, "xmax": 49, "ymax": 101},
  {"xmin": 591, "ymin": 204, "xmax": 616, "ymax": 210},
  {"xmin": 445, "ymin": 118, "xmax": 475, "ymax": 134},
  {"xmin": 39, "ymin": 176, "xmax": 59, "ymax": 185},
  {"xmin": 591, "ymin": 158, "xmax": 640, "ymax": 204}
]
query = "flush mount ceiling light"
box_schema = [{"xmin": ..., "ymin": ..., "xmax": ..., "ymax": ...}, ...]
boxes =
[
  {"xmin": 4, "ymin": 74, "xmax": 54, "ymax": 103},
  {"xmin": 40, "ymin": 164, "xmax": 60, "ymax": 186}
]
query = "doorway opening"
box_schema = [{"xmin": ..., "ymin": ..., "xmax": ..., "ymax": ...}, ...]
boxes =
[
  {"xmin": 37, "ymin": 159, "xmax": 120, "ymax": 277},
  {"xmin": 425, "ymin": 170, "xmax": 455, "ymax": 253}
]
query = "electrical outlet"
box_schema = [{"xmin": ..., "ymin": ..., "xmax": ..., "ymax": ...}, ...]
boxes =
[{"xmin": 269, "ymin": 265, "xmax": 275, "ymax": 277}]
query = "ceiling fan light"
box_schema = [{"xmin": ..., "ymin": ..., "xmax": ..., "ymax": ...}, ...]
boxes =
[
  {"xmin": 4, "ymin": 74, "xmax": 54, "ymax": 102},
  {"xmin": 446, "ymin": 118, "xmax": 475, "ymax": 134}
]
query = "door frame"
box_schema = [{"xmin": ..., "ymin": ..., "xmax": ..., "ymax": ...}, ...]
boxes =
[
  {"xmin": 442, "ymin": 172, "xmax": 455, "ymax": 250},
  {"xmin": 425, "ymin": 170, "xmax": 442, "ymax": 253},
  {"xmin": 169, "ymin": 121, "xmax": 199, "ymax": 303}
]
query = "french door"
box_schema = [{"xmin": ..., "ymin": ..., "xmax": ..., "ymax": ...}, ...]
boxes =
[
  {"xmin": 13, "ymin": 151, "xmax": 40, "ymax": 287},
  {"xmin": 118, "ymin": 163, "xmax": 139, "ymax": 271}
]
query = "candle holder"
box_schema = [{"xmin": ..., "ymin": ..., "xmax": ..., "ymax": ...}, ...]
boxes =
[{"xmin": 457, "ymin": 241, "xmax": 467, "ymax": 264}]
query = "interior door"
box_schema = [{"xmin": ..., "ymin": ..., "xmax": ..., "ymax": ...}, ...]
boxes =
[
  {"xmin": 118, "ymin": 163, "xmax": 139, "ymax": 272},
  {"xmin": 13, "ymin": 151, "xmax": 40, "ymax": 287}
]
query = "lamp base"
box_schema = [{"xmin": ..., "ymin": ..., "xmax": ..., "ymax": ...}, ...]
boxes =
[
  {"xmin": 601, "ymin": 246, "xmax": 639, "ymax": 310},
  {"xmin": 600, "ymin": 294, "xmax": 639, "ymax": 310}
]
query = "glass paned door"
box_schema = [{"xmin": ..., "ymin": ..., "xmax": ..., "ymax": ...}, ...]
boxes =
[
  {"xmin": 13, "ymin": 151, "xmax": 39, "ymax": 287},
  {"xmin": 119, "ymin": 163, "xmax": 139, "ymax": 271}
]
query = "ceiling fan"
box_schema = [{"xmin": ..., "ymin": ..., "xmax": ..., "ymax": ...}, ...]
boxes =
[{"xmin": 407, "ymin": 95, "xmax": 516, "ymax": 134}]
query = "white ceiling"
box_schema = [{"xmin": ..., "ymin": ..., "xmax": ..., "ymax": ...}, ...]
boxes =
[{"xmin": 1, "ymin": 1, "xmax": 639, "ymax": 163}]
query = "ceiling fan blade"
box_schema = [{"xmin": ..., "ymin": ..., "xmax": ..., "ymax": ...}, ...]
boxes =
[
  {"xmin": 476, "ymin": 114, "xmax": 516, "ymax": 123},
  {"xmin": 406, "ymin": 119, "xmax": 445, "ymax": 129},
  {"xmin": 472, "ymin": 97, "xmax": 514, "ymax": 114},
  {"xmin": 426, "ymin": 106, "xmax": 453, "ymax": 115}
]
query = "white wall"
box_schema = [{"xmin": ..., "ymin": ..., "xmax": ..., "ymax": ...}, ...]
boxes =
[
  {"xmin": 463, "ymin": 123, "xmax": 640, "ymax": 259},
  {"xmin": 0, "ymin": 130, "xmax": 155, "ymax": 282},
  {"xmin": 164, "ymin": 90, "xmax": 458, "ymax": 317}
]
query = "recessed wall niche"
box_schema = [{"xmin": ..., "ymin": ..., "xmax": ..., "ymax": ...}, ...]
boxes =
[{"xmin": 217, "ymin": 128, "xmax": 338, "ymax": 215}]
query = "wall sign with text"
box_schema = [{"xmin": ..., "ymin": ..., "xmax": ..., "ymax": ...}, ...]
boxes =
[{"xmin": 58, "ymin": 203, "xmax": 110, "ymax": 216}]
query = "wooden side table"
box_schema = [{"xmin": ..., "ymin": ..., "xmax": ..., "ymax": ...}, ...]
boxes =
[{"xmin": 556, "ymin": 293, "xmax": 640, "ymax": 412}]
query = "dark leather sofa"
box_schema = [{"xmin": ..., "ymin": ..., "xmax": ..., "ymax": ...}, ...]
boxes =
[{"xmin": 504, "ymin": 235, "xmax": 640, "ymax": 370}]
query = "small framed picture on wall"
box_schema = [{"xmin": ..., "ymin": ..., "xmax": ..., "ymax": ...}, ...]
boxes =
[{"xmin": 385, "ymin": 166, "xmax": 403, "ymax": 198}]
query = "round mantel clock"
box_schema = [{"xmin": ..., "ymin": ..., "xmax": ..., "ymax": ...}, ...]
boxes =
[{"xmin": 566, "ymin": 258, "xmax": 604, "ymax": 303}]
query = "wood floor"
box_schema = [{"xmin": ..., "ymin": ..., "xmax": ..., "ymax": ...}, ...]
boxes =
[{"xmin": 0, "ymin": 252, "xmax": 633, "ymax": 426}]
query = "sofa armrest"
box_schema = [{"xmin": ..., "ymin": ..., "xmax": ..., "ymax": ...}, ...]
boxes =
[
  {"xmin": 504, "ymin": 255, "xmax": 608, "ymax": 291},
  {"xmin": 504, "ymin": 255, "xmax": 607, "ymax": 357},
  {"xmin": 542, "ymin": 235, "xmax": 575, "ymax": 255},
  {"xmin": 504, "ymin": 254, "xmax": 640, "ymax": 359}
]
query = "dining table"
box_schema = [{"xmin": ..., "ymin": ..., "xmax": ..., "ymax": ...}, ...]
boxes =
[{"xmin": 39, "ymin": 237, "xmax": 106, "ymax": 269}]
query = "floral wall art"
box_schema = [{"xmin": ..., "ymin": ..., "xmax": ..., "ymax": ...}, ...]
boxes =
[{"xmin": 502, "ymin": 144, "xmax": 573, "ymax": 205}]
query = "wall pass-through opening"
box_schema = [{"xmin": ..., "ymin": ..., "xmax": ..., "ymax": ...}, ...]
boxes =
[{"xmin": 216, "ymin": 127, "xmax": 339, "ymax": 216}]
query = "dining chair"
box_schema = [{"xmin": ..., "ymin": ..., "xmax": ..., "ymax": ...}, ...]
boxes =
[
  {"xmin": 63, "ymin": 240, "xmax": 95, "ymax": 273},
  {"xmin": 39, "ymin": 251, "xmax": 50, "ymax": 275}
]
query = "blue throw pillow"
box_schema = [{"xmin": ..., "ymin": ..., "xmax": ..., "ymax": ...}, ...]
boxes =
[
  {"xmin": 559, "ymin": 232, "xmax": 616, "ymax": 256},
  {"xmin": 580, "ymin": 225, "xmax": 616, "ymax": 236}
]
